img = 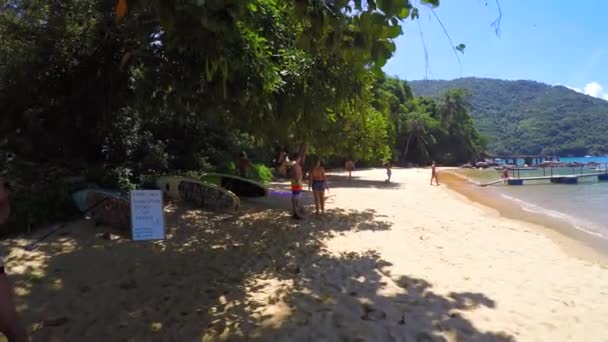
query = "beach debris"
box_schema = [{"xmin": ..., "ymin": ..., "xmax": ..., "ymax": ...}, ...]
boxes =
[
  {"xmin": 398, "ymin": 312, "xmax": 406, "ymax": 325},
  {"xmin": 150, "ymin": 322, "xmax": 163, "ymax": 332},
  {"xmin": 42, "ymin": 316, "xmax": 68, "ymax": 327},
  {"xmin": 99, "ymin": 232, "xmax": 120, "ymax": 241},
  {"xmin": 360, "ymin": 304, "xmax": 386, "ymax": 321}
]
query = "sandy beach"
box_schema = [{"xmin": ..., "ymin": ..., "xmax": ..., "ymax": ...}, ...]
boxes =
[{"xmin": 1, "ymin": 168, "xmax": 608, "ymax": 341}]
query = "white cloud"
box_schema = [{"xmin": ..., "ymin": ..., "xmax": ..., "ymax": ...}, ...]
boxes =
[
  {"xmin": 565, "ymin": 85, "xmax": 582, "ymax": 93},
  {"xmin": 584, "ymin": 82, "xmax": 604, "ymax": 98},
  {"xmin": 564, "ymin": 81, "xmax": 608, "ymax": 100}
]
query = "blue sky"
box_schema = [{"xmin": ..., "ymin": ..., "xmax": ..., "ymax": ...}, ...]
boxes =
[{"xmin": 383, "ymin": 0, "xmax": 608, "ymax": 99}]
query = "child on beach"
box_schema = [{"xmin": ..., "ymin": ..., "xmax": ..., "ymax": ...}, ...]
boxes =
[
  {"xmin": 430, "ymin": 161, "xmax": 439, "ymax": 186},
  {"xmin": 384, "ymin": 161, "xmax": 392, "ymax": 184}
]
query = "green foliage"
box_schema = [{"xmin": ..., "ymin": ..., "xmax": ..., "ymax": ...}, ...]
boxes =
[
  {"xmin": 0, "ymin": 156, "xmax": 81, "ymax": 233},
  {"xmin": 217, "ymin": 162, "xmax": 237, "ymax": 176},
  {"xmin": 6, "ymin": 181, "xmax": 79, "ymax": 234},
  {"xmin": 372, "ymin": 77, "xmax": 485, "ymax": 165},
  {"xmin": 410, "ymin": 78, "xmax": 608, "ymax": 156},
  {"xmin": 251, "ymin": 164, "xmax": 273, "ymax": 184},
  {"xmin": 97, "ymin": 167, "xmax": 137, "ymax": 191},
  {"xmin": 2, "ymin": 0, "xmax": 495, "ymax": 233}
]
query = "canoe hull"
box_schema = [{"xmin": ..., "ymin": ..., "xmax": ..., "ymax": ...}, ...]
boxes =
[
  {"xmin": 156, "ymin": 176, "xmax": 239, "ymax": 211},
  {"xmin": 72, "ymin": 189, "xmax": 130, "ymax": 228},
  {"xmin": 201, "ymin": 173, "xmax": 267, "ymax": 198}
]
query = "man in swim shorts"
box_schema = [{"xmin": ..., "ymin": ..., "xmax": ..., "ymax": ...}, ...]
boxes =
[{"xmin": 291, "ymin": 153, "xmax": 303, "ymax": 220}]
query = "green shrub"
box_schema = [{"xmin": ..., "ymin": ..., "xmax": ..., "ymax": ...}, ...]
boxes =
[
  {"xmin": 0, "ymin": 159, "xmax": 82, "ymax": 235},
  {"xmin": 6, "ymin": 180, "xmax": 81, "ymax": 234},
  {"xmin": 250, "ymin": 164, "xmax": 273, "ymax": 183},
  {"xmin": 97, "ymin": 167, "xmax": 137, "ymax": 191},
  {"xmin": 217, "ymin": 161, "xmax": 236, "ymax": 175}
]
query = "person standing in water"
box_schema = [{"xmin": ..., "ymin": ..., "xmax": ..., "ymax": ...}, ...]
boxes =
[
  {"xmin": 310, "ymin": 159, "xmax": 328, "ymax": 214},
  {"xmin": 430, "ymin": 161, "xmax": 440, "ymax": 186},
  {"xmin": 345, "ymin": 159, "xmax": 355, "ymax": 181},
  {"xmin": 0, "ymin": 178, "xmax": 28, "ymax": 342},
  {"xmin": 384, "ymin": 160, "xmax": 393, "ymax": 184},
  {"xmin": 290, "ymin": 153, "xmax": 304, "ymax": 220}
]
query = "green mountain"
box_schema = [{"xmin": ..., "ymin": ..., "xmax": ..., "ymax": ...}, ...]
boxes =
[{"xmin": 409, "ymin": 77, "xmax": 608, "ymax": 156}]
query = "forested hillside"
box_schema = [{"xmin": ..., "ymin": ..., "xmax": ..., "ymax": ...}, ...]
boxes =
[{"xmin": 410, "ymin": 78, "xmax": 608, "ymax": 156}]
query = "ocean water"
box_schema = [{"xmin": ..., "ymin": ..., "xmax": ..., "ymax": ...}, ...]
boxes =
[{"xmin": 456, "ymin": 157, "xmax": 608, "ymax": 239}]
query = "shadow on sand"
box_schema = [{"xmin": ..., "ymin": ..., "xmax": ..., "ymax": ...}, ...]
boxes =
[
  {"xmin": 2, "ymin": 203, "xmax": 512, "ymax": 341},
  {"xmin": 324, "ymin": 174, "xmax": 402, "ymax": 189}
]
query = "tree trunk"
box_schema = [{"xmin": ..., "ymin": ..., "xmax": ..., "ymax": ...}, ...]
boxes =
[
  {"xmin": 297, "ymin": 143, "xmax": 307, "ymax": 164},
  {"xmin": 402, "ymin": 134, "xmax": 413, "ymax": 162}
]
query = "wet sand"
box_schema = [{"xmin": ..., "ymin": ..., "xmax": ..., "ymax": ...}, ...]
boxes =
[{"xmin": 1, "ymin": 168, "xmax": 608, "ymax": 341}]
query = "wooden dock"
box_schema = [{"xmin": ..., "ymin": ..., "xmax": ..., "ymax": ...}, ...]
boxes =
[{"xmin": 481, "ymin": 172, "xmax": 608, "ymax": 187}]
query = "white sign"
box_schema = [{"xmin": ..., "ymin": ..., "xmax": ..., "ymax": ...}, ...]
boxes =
[{"xmin": 130, "ymin": 190, "xmax": 166, "ymax": 241}]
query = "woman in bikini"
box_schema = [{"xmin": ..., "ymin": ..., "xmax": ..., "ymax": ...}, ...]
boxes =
[{"xmin": 309, "ymin": 159, "xmax": 328, "ymax": 214}]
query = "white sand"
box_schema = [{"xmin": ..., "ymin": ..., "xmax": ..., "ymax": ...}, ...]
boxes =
[{"xmin": 1, "ymin": 168, "xmax": 608, "ymax": 341}]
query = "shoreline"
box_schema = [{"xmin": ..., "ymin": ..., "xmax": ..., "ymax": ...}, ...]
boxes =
[{"xmin": 441, "ymin": 168, "xmax": 608, "ymax": 264}]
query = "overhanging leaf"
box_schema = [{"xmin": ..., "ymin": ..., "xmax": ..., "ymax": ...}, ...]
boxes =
[{"xmin": 115, "ymin": 0, "xmax": 128, "ymax": 22}]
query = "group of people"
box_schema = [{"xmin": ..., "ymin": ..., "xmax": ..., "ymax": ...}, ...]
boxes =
[
  {"xmin": 289, "ymin": 155, "xmax": 440, "ymax": 219},
  {"xmin": 289, "ymin": 154, "xmax": 330, "ymax": 220},
  {"xmin": 384, "ymin": 160, "xmax": 439, "ymax": 185}
]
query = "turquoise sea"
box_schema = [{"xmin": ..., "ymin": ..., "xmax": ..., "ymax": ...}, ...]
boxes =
[{"xmin": 456, "ymin": 157, "xmax": 608, "ymax": 240}]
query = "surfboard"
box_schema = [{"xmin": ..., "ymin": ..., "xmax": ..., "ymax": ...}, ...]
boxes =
[
  {"xmin": 200, "ymin": 173, "xmax": 267, "ymax": 198},
  {"xmin": 156, "ymin": 176, "xmax": 239, "ymax": 211},
  {"xmin": 72, "ymin": 189, "xmax": 131, "ymax": 228}
]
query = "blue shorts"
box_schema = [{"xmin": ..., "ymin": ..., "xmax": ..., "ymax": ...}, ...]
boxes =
[
  {"xmin": 312, "ymin": 180, "xmax": 326, "ymax": 191},
  {"xmin": 292, "ymin": 188, "xmax": 302, "ymax": 199}
]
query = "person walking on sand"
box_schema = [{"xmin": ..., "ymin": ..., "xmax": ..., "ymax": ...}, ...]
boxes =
[
  {"xmin": 310, "ymin": 159, "xmax": 329, "ymax": 214},
  {"xmin": 430, "ymin": 161, "xmax": 440, "ymax": 186},
  {"xmin": 384, "ymin": 160, "xmax": 393, "ymax": 184},
  {"xmin": 345, "ymin": 159, "xmax": 355, "ymax": 181},
  {"xmin": 0, "ymin": 177, "xmax": 28, "ymax": 342},
  {"xmin": 290, "ymin": 153, "xmax": 304, "ymax": 220}
]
